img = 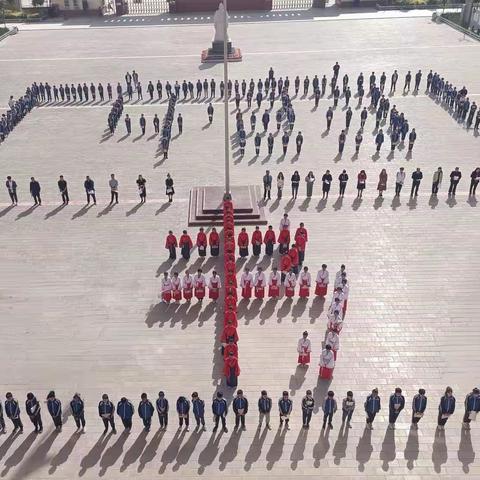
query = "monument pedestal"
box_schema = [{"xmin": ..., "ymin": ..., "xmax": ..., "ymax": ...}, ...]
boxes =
[
  {"xmin": 188, "ymin": 185, "xmax": 267, "ymax": 226},
  {"xmin": 201, "ymin": 41, "xmax": 242, "ymax": 63}
]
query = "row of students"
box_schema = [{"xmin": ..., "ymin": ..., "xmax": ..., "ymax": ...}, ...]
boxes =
[
  {"xmin": 3, "ymin": 387, "xmax": 477, "ymax": 435},
  {"xmin": 159, "ymin": 269, "xmax": 221, "ymax": 303},
  {"xmin": 165, "ymin": 227, "xmax": 220, "ymax": 261}
]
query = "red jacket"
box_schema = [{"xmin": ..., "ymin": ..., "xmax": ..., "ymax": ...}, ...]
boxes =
[
  {"xmin": 264, "ymin": 229, "xmax": 276, "ymax": 244},
  {"xmin": 165, "ymin": 234, "xmax": 177, "ymax": 249},
  {"xmin": 280, "ymin": 254, "xmax": 292, "ymax": 272},
  {"xmin": 223, "ymin": 342, "xmax": 238, "ymax": 359},
  {"xmin": 278, "ymin": 229, "xmax": 290, "ymax": 246},
  {"xmin": 209, "ymin": 231, "xmax": 220, "ymax": 246},
  {"xmin": 251, "ymin": 230, "xmax": 263, "ymax": 245},
  {"xmin": 221, "ymin": 325, "xmax": 239, "ymax": 343},
  {"xmin": 223, "ymin": 356, "xmax": 240, "ymax": 377},
  {"xmin": 288, "ymin": 247, "xmax": 299, "ymax": 266},
  {"xmin": 179, "ymin": 234, "xmax": 193, "ymax": 249},
  {"xmin": 295, "ymin": 227, "xmax": 308, "ymax": 243},
  {"xmin": 196, "ymin": 232, "xmax": 207, "ymax": 247},
  {"xmin": 238, "ymin": 232, "xmax": 249, "ymax": 247},
  {"xmin": 295, "ymin": 235, "xmax": 306, "ymax": 253}
]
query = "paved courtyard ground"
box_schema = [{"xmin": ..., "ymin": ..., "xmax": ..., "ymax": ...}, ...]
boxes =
[{"xmin": 0, "ymin": 12, "xmax": 480, "ymax": 480}]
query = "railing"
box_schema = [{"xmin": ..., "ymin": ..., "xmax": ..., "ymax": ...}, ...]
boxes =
[
  {"xmin": 271, "ymin": 0, "xmax": 312, "ymax": 9},
  {"xmin": 126, "ymin": 0, "xmax": 169, "ymax": 14}
]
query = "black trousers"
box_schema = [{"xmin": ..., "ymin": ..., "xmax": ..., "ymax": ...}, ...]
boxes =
[
  {"xmin": 194, "ymin": 413, "xmax": 205, "ymax": 427},
  {"xmin": 432, "ymin": 181, "xmax": 440, "ymax": 194},
  {"xmin": 263, "ymin": 186, "xmax": 271, "ymax": 199},
  {"xmin": 121, "ymin": 418, "xmax": 132, "ymax": 429},
  {"xmin": 366, "ymin": 412, "xmax": 376, "ymax": 424},
  {"xmin": 110, "ymin": 191, "xmax": 118, "ymax": 203},
  {"xmin": 102, "ymin": 417, "xmax": 115, "ymax": 431},
  {"xmin": 448, "ymin": 180, "xmax": 459, "ymax": 195},
  {"xmin": 411, "ymin": 412, "xmax": 423, "ymax": 424},
  {"xmin": 8, "ymin": 191, "xmax": 18, "ymax": 203},
  {"xmin": 470, "ymin": 179, "xmax": 478, "ymax": 195},
  {"xmin": 61, "ymin": 191, "xmax": 69, "ymax": 203},
  {"xmin": 52, "ymin": 415, "xmax": 62, "ymax": 428},
  {"xmin": 11, "ymin": 417, "xmax": 23, "ymax": 430},
  {"xmin": 214, "ymin": 415, "xmax": 226, "ymax": 429},
  {"xmin": 292, "ymin": 184, "xmax": 299, "ymax": 198},
  {"xmin": 32, "ymin": 194, "xmax": 41, "ymax": 204},
  {"xmin": 437, "ymin": 412, "xmax": 449, "ymax": 426},
  {"xmin": 411, "ymin": 181, "xmax": 420, "ymax": 196},
  {"xmin": 158, "ymin": 413, "xmax": 168, "ymax": 428},
  {"xmin": 342, "ymin": 410, "xmax": 353, "ymax": 422},
  {"xmin": 322, "ymin": 412, "xmax": 333, "ymax": 426},
  {"xmin": 74, "ymin": 414, "xmax": 85, "ymax": 428},
  {"xmin": 29, "ymin": 413, "xmax": 43, "ymax": 431},
  {"xmin": 179, "ymin": 415, "xmax": 189, "ymax": 428},
  {"xmin": 87, "ymin": 192, "xmax": 96, "ymax": 204},
  {"xmin": 235, "ymin": 414, "xmax": 245, "ymax": 428},
  {"xmin": 389, "ymin": 411, "xmax": 400, "ymax": 424},
  {"xmin": 265, "ymin": 243, "xmax": 273, "ymax": 256},
  {"xmin": 339, "ymin": 183, "xmax": 346, "ymax": 195},
  {"xmin": 302, "ymin": 410, "xmax": 312, "ymax": 426}
]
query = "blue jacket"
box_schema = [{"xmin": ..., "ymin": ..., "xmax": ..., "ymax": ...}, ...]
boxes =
[
  {"xmin": 364, "ymin": 395, "xmax": 381, "ymax": 414},
  {"xmin": 233, "ymin": 397, "xmax": 249, "ymax": 415},
  {"xmin": 258, "ymin": 397, "xmax": 272, "ymax": 413},
  {"xmin": 465, "ymin": 394, "xmax": 480, "ymax": 413},
  {"xmin": 176, "ymin": 398, "xmax": 190, "ymax": 416},
  {"xmin": 156, "ymin": 398, "xmax": 169, "ymax": 415},
  {"xmin": 412, "ymin": 394, "xmax": 427, "ymax": 413},
  {"xmin": 278, "ymin": 398, "xmax": 292, "ymax": 415},
  {"xmin": 439, "ymin": 395, "xmax": 456, "ymax": 415},
  {"xmin": 212, "ymin": 398, "xmax": 227, "ymax": 417},
  {"xmin": 70, "ymin": 399, "xmax": 84, "ymax": 417},
  {"xmin": 192, "ymin": 399, "xmax": 205, "ymax": 417},
  {"xmin": 138, "ymin": 400, "xmax": 154, "ymax": 420},
  {"xmin": 26, "ymin": 397, "xmax": 41, "ymax": 417},
  {"xmin": 117, "ymin": 400, "xmax": 134, "ymax": 420},
  {"xmin": 5, "ymin": 399, "xmax": 20, "ymax": 419},
  {"xmin": 389, "ymin": 394, "xmax": 405, "ymax": 414},
  {"xmin": 47, "ymin": 399, "xmax": 62, "ymax": 418},
  {"xmin": 322, "ymin": 397, "xmax": 337, "ymax": 415},
  {"xmin": 98, "ymin": 400, "xmax": 114, "ymax": 417}
]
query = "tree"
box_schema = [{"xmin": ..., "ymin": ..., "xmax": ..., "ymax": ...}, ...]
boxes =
[{"xmin": 31, "ymin": 0, "xmax": 45, "ymax": 6}]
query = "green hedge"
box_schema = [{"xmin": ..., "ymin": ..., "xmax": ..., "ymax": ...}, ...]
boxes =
[
  {"xmin": 0, "ymin": 27, "xmax": 8, "ymax": 35},
  {"xmin": 3, "ymin": 9, "xmax": 43, "ymax": 19}
]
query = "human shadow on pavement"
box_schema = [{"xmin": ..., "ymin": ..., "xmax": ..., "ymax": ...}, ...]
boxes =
[
  {"xmin": 356, "ymin": 426, "xmax": 373, "ymax": 472},
  {"xmin": 404, "ymin": 425, "xmax": 419, "ymax": 470},
  {"xmin": 120, "ymin": 429, "xmax": 148, "ymax": 472},
  {"xmin": 79, "ymin": 432, "xmax": 113, "ymax": 476},
  {"xmin": 289, "ymin": 365, "xmax": 308, "ymax": 397},
  {"xmin": 379, "ymin": 427, "xmax": 396, "ymax": 471},
  {"xmin": 244, "ymin": 426, "xmax": 269, "ymax": 472},
  {"xmin": 159, "ymin": 429, "xmax": 187, "ymax": 474},
  {"xmin": 290, "ymin": 427, "xmax": 308, "ymax": 470},
  {"xmin": 137, "ymin": 429, "xmax": 165, "ymax": 473},
  {"xmin": 458, "ymin": 427, "xmax": 475, "ymax": 473},
  {"xmin": 49, "ymin": 432, "xmax": 82, "ymax": 474},
  {"xmin": 99, "ymin": 430, "xmax": 130, "ymax": 476},
  {"xmin": 432, "ymin": 427, "xmax": 448, "ymax": 473},
  {"xmin": 312, "ymin": 427, "xmax": 331, "ymax": 468},
  {"xmin": 218, "ymin": 429, "xmax": 243, "ymax": 470},
  {"xmin": 197, "ymin": 431, "xmax": 224, "ymax": 475},
  {"xmin": 172, "ymin": 429, "xmax": 203, "ymax": 472},
  {"xmin": 265, "ymin": 425, "xmax": 288, "ymax": 471},
  {"xmin": 1, "ymin": 432, "xmax": 37, "ymax": 477},
  {"xmin": 332, "ymin": 422, "xmax": 349, "ymax": 465}
]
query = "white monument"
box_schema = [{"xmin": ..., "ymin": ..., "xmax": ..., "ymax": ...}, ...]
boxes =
[{"xmin": 202, "ymin": 1, "xmax": 241, "ymax": 62}]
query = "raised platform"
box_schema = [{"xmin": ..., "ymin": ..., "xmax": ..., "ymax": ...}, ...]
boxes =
[
  {"xmin": 201, "ymin": 47, "xmax": 243, "ymax": 63},
  {"xmin": 188, "ymin": 185, "xmax": 268, "ymax": 226}
]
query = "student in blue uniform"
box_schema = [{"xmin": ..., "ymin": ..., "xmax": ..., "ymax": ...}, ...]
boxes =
[
  {"xmin": 138, "ymin": 393, "xmax": 155, "ymax": 432},
  {"xmin": 47, "ymin": 390, "xmax": 62, "ymax": 432},
  {"xmin": 364, "ymin": 388, "xmax": 381, "ymax": 429},
  {"xmin": 70, "ymin": 393, "xmax": 85, "ymax": 432},
  {"xmin": 411, "ymin": 388, "xmax": 427, "ymax": 428},
  {"xmin": 212, "ymin": 392, "xmax": 228, "ymax": 433},
  {"xmin": 192, "ymin": 392, "xmax": 206, "ymax": 431},
  {"xmin": 233, "ymin": 389, "xmax": 249, "ymax": 431},
  {"xmin": 278, "ymin": 391, "xmax": 293, "ymax": 430},
  {"xmin": 98, "ymin": 394, "xmax": 116, "ymax": 434},
  {"xmin": 117, "ymin": 397, "xmax": 135, "ymax": 431},
  {"xmin": 438, "ymin": 386, "xmax": 455, "ymax": 430},
  {"xmin": 156, "ymin": 391, "xmax": 169, "ymax": 431},
  {"xmin": 388, "ymin": 387, "xmax": 405, "ymax": 429},
  {"xmin": 5, "ymin": 392, "xmax": 23, "ymax": 433}
]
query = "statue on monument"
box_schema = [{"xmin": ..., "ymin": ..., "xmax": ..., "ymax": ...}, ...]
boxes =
[{"xmin": 213, "ymin": 2, "xmax": 229, "ymax": 43}]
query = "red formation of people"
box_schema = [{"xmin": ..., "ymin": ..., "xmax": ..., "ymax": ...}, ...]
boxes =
[{"xmin": 222, "ymin": 200, "xmax": 240, "ymax": 388}]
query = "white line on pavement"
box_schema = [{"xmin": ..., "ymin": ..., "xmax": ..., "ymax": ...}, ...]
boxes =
[{"xmin": 0, "ymin": 42, "xmax": 478, "ymax": 63}]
